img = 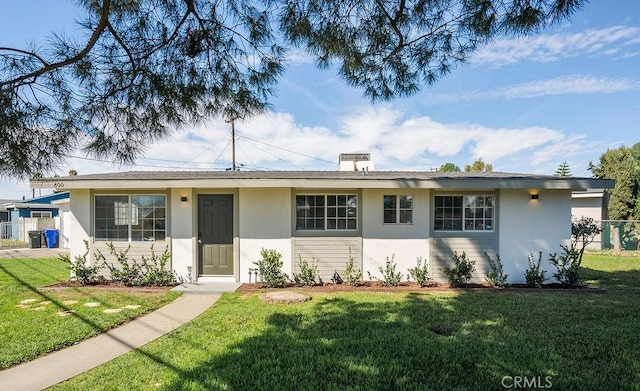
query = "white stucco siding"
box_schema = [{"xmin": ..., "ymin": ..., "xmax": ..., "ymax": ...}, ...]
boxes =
[
  {"xmin": 239, "ymin": 188, "xmax": 292, "ymax": 282},
  {"xmin": 360, "ymin": 189, "xmax": 429, "ymax": 239},
  {"xmin": 360, "ymin": 188, "xmax": 430, "ymax": 281},
  {"xmin": 170, "ymin": 188, "xmax": 194, "ymax": 280},
  {"xmin": 68, "ymin": 190, "xmax": 91, "ymax": 265},
  {"xmin": 499, "ymin": 189, "xmax": 571, "ymax": 283}
]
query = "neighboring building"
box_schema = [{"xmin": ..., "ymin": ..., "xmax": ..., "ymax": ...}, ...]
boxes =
[
  {"xmin": 3, "ymin": 192, "xmax": 70, "ymax": 220},
  {"xmin": 2, "ymin": 192, "xmax": 70, "ymax": 246},
  {"xmin": 32, "ymin": 170, "xmax": 612, "ymax": 284},
  {"xmin": 0, "ymin": 199, "xmax": 17, "ymax": 222},
  {"xmin": 571, "ymin": 189, "xmax": 607, "ymax": 250}
]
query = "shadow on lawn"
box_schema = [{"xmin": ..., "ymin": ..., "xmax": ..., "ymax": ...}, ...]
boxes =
[
  {"xmin": 581, "ymin": 267, "xmax": 640, "ymax": 291},
  {"xmin": 0, "ymin": 259, "xmax": 181, "ymax": 372},
  {"xmin": 153, "ymin": 284, "xmax": 638, "ymax": 391}
]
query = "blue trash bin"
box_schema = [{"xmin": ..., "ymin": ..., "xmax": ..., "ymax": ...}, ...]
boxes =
[{"xmin": 44, "ymin": 229, "xmax": 59, "ymax": 248}]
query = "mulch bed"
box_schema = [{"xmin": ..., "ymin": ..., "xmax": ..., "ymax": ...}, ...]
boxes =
[
  {"xmin": 237, "ymin": 281, "xmax": 605, "ymax": 293},
  {"xmin": 41, "ymin": 280, "xmax": 175, "ymax": 292}
]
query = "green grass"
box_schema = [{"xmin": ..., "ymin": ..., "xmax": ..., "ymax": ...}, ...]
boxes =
[
  {"xmin": 50, "ymin": 252, "xmax": 640, "ymax": 390},
  {"xmin": 0, "ymin": 257, "xmax": 180, "ymax": 369}
]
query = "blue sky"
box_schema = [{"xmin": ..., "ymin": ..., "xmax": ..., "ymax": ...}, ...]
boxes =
[{"xmin": 1, "ymin": 1, "xmax": 640, "ymax": 199}]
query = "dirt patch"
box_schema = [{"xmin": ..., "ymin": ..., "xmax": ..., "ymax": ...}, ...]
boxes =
[{"xmin": 42, "ymin": 280, "xmax": 174, "ymax": 293}]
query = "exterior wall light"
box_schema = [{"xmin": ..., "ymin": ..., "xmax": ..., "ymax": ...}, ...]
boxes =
[
  {"xmin": 180, "ymin": 196, "xmax": 188, "ymax": 202},
  {"xmin": 531, "ymin": 194, "xmax": 539, "ymax": 200}
]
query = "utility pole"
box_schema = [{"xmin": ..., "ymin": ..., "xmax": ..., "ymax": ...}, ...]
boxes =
[{"xmin": 226, "ymin": 117, "xmax": 237, "ymax": 171}]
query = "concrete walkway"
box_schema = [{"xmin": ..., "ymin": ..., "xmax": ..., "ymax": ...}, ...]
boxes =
[{"xmin": 0, "ymin": 293, "xmax": 222, "ymax": 391}]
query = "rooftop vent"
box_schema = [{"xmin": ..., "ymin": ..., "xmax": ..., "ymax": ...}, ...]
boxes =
[{"xmin": 339, "ymin": 153, "xmax": 374, "ymax": 172}]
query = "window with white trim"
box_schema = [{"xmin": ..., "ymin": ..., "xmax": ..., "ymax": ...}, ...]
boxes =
[
  {"xmin": 296, "ymin": 194, "xmax": 357, "ymax": 231},
  {"xmin": 95, "ymin": 195, "xmax": 166, "ymax": 241},
  {"xmin": 434, "ymin": 195, "xmax": 494, "ymax": 231},
  {"xmin": 383, "ymin": 195, "xmax": 413, "ymax": 224},
  {"xmin": 30, "ymin": 211, "xmax": 52, "ymax": 218}
]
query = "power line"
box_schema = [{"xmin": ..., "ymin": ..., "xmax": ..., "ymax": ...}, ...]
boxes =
[
  {"xmin": 239, "ymin": 135, "xmax": 334, "ymax": 165},
  {"xmin": 66, "ymin": 154, "xmax": 227, "ymax": 170},
  {"xmin": 240, "ymin": 137, "xmax": 305, "ymax": 170}
]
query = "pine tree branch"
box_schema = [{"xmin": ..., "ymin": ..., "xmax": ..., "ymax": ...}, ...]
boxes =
[{"xmin": 0, "ymin": 0, "xmax": 111, "ymax": 88}]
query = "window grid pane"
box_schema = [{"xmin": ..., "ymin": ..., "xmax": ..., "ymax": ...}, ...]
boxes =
[
  {"xmin": 384, "ymin": 195, "xmax": 413, "ymax": 224},
  {"xmin": 297, "ymin": 194, "xmax": 357, "ymax": 231},
  {"xmin": 95, "ymin": 195, "xmax": 166, "ymax": 241},
  {"xmin": 435, "ymin": 195, "xmax": 494, "ymax": 231}
]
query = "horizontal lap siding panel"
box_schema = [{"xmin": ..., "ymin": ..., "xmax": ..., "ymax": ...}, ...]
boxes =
[
  {"xmin": 293, "ymin": 237, "xmax": 362, "ymax": 282},
  {"xmin": 91, "ymin": 241, "xmax": 172, "ymax": 277},
  {"xmin": 430, "ymin": 236, "xmax": 497, "ymax": 283}
]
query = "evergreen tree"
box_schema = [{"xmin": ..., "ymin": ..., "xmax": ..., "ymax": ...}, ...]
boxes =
[
  {"xmin": 1, "ymin": 0, "xmax": 587, "ymax": 178},
  {"xmin": 589, "ymin": 146, "xmax": 639, "ymax": 221},
  {"xmin": 554, "ymin": 161, "xmax": 572, "ymax": 176}
]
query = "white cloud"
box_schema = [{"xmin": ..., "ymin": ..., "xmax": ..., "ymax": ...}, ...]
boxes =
[
  {"xmin": 9, "ymin": 108, "xmax": 601, "ymax": 200},
  {"xmin": 129, "ymin": 108, "xmax": 594, "ymax": 175},
  {"xmin": 473, "ymin": 25, "xmax": 640, "ymax": 67},
  {"xmin": 428, "ymin": 75, "xmax": 640, "ymax": 103}
]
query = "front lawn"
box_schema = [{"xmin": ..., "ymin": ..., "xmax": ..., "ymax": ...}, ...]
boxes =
[
  {"xmin": 52, "ymin": 253, "xmax": 640, "ymax": 390},
  {"xmin": 0, "ymin": 257, "xmax": 180, "ymax": 369}
]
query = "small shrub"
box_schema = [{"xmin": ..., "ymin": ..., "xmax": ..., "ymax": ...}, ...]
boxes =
[
  {"xmin": 100, "ymin": 243, "xmax": 144, "ymax": 286},
  {"xmin": 442, "ymin": 251, "xmax": 475, "ymax": 288},
  {"xmin": 525, "ymin": 252, "xmax": 547, "ymax": 288},
  {"xmin": 343, "ymin": 248, "xmax": 363, "ymax": 286},
  {"xmin": 254, "ymin": 248, "xmax": 288, "ymax": 288},
  {"xmin": 367, "ymin": 255, "xmax": 403, "ymax": 287},
  {"xmin": 549, "ymin": 245, "xmax": 583, "ymax": 287},
  {"xmin": 62, "ymin": 240, "xmax": 105, "ymax": 285},
  {"xmin": 484, "ymin": 252, "xmax": 509, "ymax": 288},
  {"xmin": 407, "ymin": 256, "xmax": 431, "ymax": 287},
  {"xmin": 293, "ymin": 255, "xmax": 319, "ymax": 286},
  {"xmin": 138, "ymin": 245, "xmax": 179, "ymax": 286}
]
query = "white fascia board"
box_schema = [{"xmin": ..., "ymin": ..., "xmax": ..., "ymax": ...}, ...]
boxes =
[{"xmin": 34, "ymin": 177, "xmax": 614, "ymax": 191}]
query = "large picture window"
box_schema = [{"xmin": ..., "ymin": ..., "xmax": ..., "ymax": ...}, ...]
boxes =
[
  {"xmin": 95, "ymin": 195, "xmax": 166, "ymax": 241},
  {"xmin": 296, "ymin": 194, "xmax": 357, "ymax": 231},
  {"xmin": 383, "ymin": 195, "xmax": 413, "ymax": 224},
  {"xmin": 434, "ymin": 195, "xmax": 494, "ymax": 231}
]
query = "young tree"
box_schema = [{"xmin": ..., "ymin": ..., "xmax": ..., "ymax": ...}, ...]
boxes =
[
  {"xmin": 589, "ymin": 146, "xmax": 638, "ymax": 221},
  {"xmin": 554, "ymin": 161, "xmax": 572, "ymax": 176},
  {"xmin": 439, "ymin": 163, "xmax": 461, "ymax": 172},
  {"xmin": 1, "ymin": 0, "xmax": 587, "ymax": 178},
  {"xmin": 465, "ymin": 158, "xmax": 493, "ymax": 173}
]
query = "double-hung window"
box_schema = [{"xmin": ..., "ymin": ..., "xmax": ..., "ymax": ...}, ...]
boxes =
[
  {"xmin": 383, "ymin": 195, "xmax": 413, "ymax": 224},
  {"xmin": 95, "ymin": 195, "xmax": 166, "ymax": 241},
  {"xmin": 434, "ymin": 195, "xmax": 494, "ymax": 231},
  {"xmin": 296, "ymin": 194, "xmax": 357, "ymax": 231}
]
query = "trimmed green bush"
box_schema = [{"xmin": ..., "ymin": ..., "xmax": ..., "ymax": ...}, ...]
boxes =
[
  {"xmin": 525, "ymin": 252, "xmax": 547, "ymax": 288},
  {"xmin": 255, "ymin": 248, "xmax": 288, "ymax": 288},
  {"xmin": 484, "ymin": 252, "xmax": 509, "ymax": 287},
  {"xmin": 407, "ymin": 256, "xmax": 431, "ymax": 287},
  {"xmin": 442, "ymin": 251, "xmax": 475, "ymax": 288}
]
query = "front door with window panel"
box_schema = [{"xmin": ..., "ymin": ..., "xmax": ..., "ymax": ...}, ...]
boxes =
[{"xmin": 198, "ymin": 195, "xmax": 234, "ymax": 275}]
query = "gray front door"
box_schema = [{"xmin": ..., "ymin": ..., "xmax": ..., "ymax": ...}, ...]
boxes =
[{"xmin": 198, "ymin": 195, "xmax": 234, "ymax": 275}]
